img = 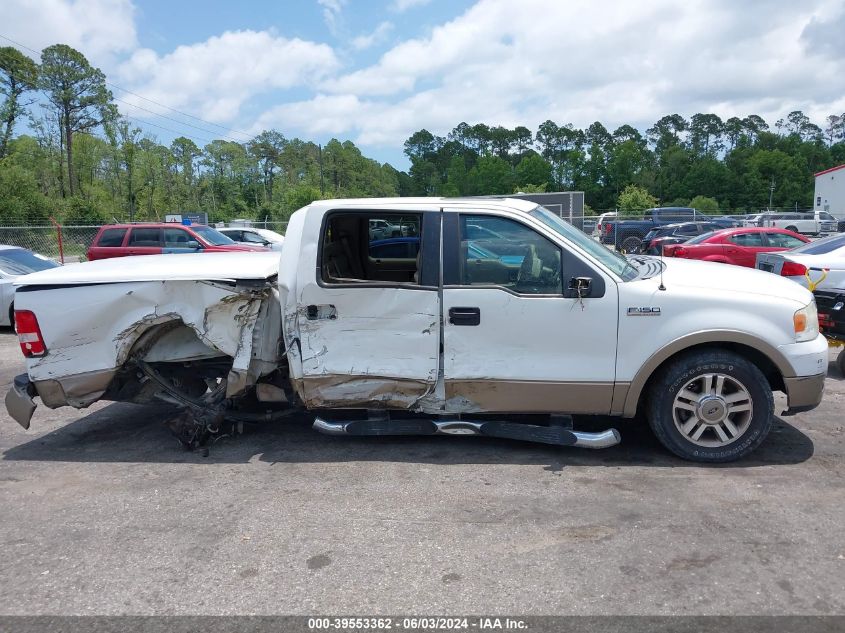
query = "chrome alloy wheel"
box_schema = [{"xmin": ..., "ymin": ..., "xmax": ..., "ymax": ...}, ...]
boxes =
[{"xmin": 672, "ymin": 373, "xmax": 753, "ymax": 447}]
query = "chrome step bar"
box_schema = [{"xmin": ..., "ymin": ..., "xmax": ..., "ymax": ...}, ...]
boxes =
[{"xmin": 313, "ymin": 417, "xmax": 620, "ymax": 449}]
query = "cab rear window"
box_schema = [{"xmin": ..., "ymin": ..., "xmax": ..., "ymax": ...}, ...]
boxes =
[{"xmin": 97, "ymin": 228, "xmax": 127, "ymax": 247}]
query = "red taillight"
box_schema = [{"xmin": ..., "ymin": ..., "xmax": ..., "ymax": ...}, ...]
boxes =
[
  {"xmin": 666, "ymin": 245, "xmax": 686, "ymax": 257},
  {"xmin": 819, "ymin": 313, "xmax": 834, "ymax": 330},
  {"xmin": 780, "ymin": 262, "xmax": 807, "ymax": 277},
  {"xmin": 603, "ymin": 224, "xmax": 612, "ymax": 234},
  {"xmin": 15, "ymin": 310, "xmax": 46, "ymax": 357}
]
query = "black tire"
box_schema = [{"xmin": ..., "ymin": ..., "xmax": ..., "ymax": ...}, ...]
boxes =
[
  {"xmin": 646, "ymin": 349, "xmax": 774, "ymax": 463},
  {"xmin": 837, "ymin": 349, "xmax": 845, "ymax": 376},
  {"xmin": 620, "ymin": 236, "xmax": 641, "ymax": 253},
  {"xmin": 785, "ymin": 225, "xmax": 798, "ymax": 233},
  {"xmin": 8, "ymin": 303, "xmax": 13, "ymax": 330}
]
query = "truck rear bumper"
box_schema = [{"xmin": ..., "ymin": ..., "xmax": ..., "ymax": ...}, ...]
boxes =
[{"xmin": 5, "ymin": 374, "xmax": 37, "ymax": 429}]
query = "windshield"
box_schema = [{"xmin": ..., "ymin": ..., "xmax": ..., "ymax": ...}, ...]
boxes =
[
  {"xmin": 529, "ymin": 207, "xmax": 637, "ymax": 280},
  {"xmin": 789, "ymin": 232, "xmax": 845, "ymax": 255},
  {"xmin": 192, "ymin": 226, "xmax": 236, "ymax": 246},
  {"xmin": 0, "ymin": 249, "xmax": 60, "ymax": 275},
  {"xmin": 819, "ymin": 212, "xmax": 836, "ymax": 221}
]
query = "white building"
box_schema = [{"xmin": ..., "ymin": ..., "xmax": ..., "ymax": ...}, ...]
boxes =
[{"xmin": 814, "ymin": 163, "xmax": 845, "ymax": 219}]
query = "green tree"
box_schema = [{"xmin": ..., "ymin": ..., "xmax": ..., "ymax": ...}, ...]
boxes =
[
  {"xmin": 283, "ymin": 183, "xmax": 322, "ymax": 218},
  {"xmin": 689, "ymin": 195, "xmax": 720, "ymax": 213},
  {"xmin": 0, "ymin": 47, "xmax": 38, "ymax": 158},
  {"xmin": 467, "ymin": 155, "xmax": 514, "ymax": 195},
  {"xmin": 39, "ymin": 44, "xmax": 116, "ymax": 196},
  {"xmin": 0, "ymin": 160, "xmax": 50, "ymax": 224},
  {"xmin": 617, "ymin": 184, "xmax": 657, "ymax": 215},
  {"xmin": 515, "ymin": 153, "xmax": 552, "ymax": 189}
]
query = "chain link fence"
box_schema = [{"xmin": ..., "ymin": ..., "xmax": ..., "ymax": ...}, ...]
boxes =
[
  {"xmin": 0, "ymin": 210, "xmax": 839, "ymax": 264},
  {"xmin": 0, "ymin": 225, "xmax": 101, "ymax": 263}
]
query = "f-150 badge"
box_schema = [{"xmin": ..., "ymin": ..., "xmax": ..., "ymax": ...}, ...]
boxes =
[{"xmin": 627, "ymin": 307, "xmax": 661, "ymax": 316}]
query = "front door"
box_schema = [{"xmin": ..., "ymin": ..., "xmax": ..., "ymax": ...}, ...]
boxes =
[
  {"xmin": 294, "ymin": 208, "xmax": 441, "ymax": 410},
  {"xmin": 441, "ymin": 210, "xmax": 619, "ymax": 414}
]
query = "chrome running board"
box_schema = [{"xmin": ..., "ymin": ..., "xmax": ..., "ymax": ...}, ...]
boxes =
[{"xmin": 312, "ymin": 417, "xmax": 620, "ymax": 449}]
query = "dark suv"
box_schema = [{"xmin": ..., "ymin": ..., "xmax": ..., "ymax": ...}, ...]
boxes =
[
  {"xmin": 637, "ymin": 221, "xmax": 724, "ymax": 255},
  {"xmin": 88, "ymin": 223, "xmax": 268, "ymax": 261}
]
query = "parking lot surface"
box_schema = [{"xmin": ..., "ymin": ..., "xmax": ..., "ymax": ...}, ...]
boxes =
[{"xmin": 0, "ymin": 330, "xmax": 843, "ymax": 615}]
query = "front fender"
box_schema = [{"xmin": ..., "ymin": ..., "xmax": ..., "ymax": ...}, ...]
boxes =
[{"xmin": 616, "ymin": 330, "xmax": 794, "ymax": 417}]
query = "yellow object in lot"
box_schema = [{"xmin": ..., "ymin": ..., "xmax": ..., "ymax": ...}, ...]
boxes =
[{"xmin": 805, "ymin": 267, "xmax": 829, "ymax": 292}]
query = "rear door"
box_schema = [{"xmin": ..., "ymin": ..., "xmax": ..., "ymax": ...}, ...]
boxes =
[
  {"xmin": 724, "ymin": 231, "xmax": 767, "ymax": 266},
  {"xmin": 441, "ymin": 209, "xmax": 618, "ymax": 414},
  {"xmin": 87, "ymin": 227, "xmax": 129, "ymax": 261},
  {"xmin": 294, "ymin": 208, "xmax": 441, "ymax": 410},
  {"xmin": 125, "ymin": 227, "xmax": 163, "ymax": 257}
]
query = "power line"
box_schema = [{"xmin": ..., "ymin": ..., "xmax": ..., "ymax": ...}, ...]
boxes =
[
  {"xmin": 111, "ymin": 95, "xmax": 245, "ymax": 143},
  {"xmin": 121, "ymin": 115, "xmax": 220, "ymax": 146},
  {"xmin": 107, "ymin": 83, "xmax": 253, "ymax": 139},
  {"xmin": 0, "ymin": 32, "xmax": 255, "ymax": 142}
]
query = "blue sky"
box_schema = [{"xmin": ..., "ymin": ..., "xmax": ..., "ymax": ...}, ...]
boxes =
[{"xmin": 4, "ymin": 0, "xmax": 845, "ymax": 170}]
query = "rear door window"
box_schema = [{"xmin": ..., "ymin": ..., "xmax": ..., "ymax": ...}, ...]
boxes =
[
  {"xmin": 128, "ymin": 228, "xmax": 162, "ymax": 247},
  {"xmin": 97, "ymin": 228, "xmax": 127, "ymax": 247}
]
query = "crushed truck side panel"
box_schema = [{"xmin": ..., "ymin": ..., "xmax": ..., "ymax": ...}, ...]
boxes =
[{"xmin": 16, "ymin": 278, "xmax": 280, "ymax": 410}]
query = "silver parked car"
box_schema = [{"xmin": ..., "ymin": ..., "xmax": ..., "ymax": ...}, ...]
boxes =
[
  {"xmin": 756, "ymin": 233, "xmax": 845, "ymax": 291},
  {"xmin": 0, "ymin": 246, "xmax": 61, "ymax": 327}
]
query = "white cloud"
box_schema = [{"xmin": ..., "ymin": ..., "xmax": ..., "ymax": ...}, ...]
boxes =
[
  {"xmin": 317, "ymin": 0, "xmax": 347, "ymax": 35},
  {"xmin": 3, "ymin": 0, "xmax": 137, "ymax": 62},
  {"xmin": 391, "ymin": 0, "xmax": 432, "ymax": 12},
  {"xmin": 352, "ymin": 21, "xmax": 394, "ymax": 51},
  {"xmin": 257, "ymin": 0, "xmax": 845, "ymax": 157},
  {"xmin": 117, "ymin": 30, "xmax": 340, "ymax": 124}
]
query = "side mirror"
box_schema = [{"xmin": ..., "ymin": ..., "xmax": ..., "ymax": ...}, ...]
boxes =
[
  {"xmin": 186, "ymin": 240, "xmax": 201, "ymax": 250},
  {"xmin": 568, "ymin": 276, "xmax": 593, "ymax": 298}
]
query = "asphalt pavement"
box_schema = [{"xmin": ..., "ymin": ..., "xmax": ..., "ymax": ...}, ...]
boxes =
[{"xmin": 0, "ymin": 330, "xmax": 843, "ymax": 615}]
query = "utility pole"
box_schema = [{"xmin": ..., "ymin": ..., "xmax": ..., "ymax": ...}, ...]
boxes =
[
  {"xmin": 319, "ymin": 144, "xmax": 324, "ymax": 195},
  {"xmin": 768, "ymin": 177, "xmax": 775, "ymax": 211}
]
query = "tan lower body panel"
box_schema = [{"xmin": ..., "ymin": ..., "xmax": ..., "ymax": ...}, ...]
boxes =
[
  {"xmin": 35, "ymin": 369, "xmax": 116, "ymax": 409},
  {"xmin": 301, "ymin": 374, "xmax": 435, "ymax": 410},
  {"xmin": 445, "ymin": 380, "xmax": 616, "ymax": 414}
]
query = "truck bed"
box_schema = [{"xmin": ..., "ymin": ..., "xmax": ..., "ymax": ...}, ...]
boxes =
[{"xmin": 16, "ymin": 251, "xmax": 281, "ymax": 286}]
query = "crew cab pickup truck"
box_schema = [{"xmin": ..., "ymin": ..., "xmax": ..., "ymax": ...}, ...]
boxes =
[
  {"xmin": 6, "ymin": 198, "xmax": 828, "ymax": 463},
  {"xmin": 602, "ymin": 207, "xmax": 701, "ymax": 252}
]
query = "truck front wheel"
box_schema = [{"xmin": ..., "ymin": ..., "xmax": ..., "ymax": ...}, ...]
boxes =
[{"xmin": 646, "ymin": 350, "xmax": 773, "ymax": 462}]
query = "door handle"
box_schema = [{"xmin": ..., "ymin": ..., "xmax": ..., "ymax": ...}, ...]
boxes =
[{"xmin": 449, "ymin": 307, "xmax": 480, "ymax": 326}]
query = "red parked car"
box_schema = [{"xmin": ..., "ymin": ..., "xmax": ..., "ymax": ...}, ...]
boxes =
[
  {"xmin": 661, "ymin": 227, "xmax": 809, "ymax": 267},
  {"xmin": 87, "ymin": 223, "xmax": 269, "ymax": 261}
]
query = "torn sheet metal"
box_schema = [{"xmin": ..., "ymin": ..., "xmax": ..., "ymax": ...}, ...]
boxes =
[{"xmin": 18, "ymin": 278, "xmax": 279, "ymax": 408}]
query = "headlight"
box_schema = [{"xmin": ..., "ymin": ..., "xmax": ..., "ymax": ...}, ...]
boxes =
[{"xmin": 794, "ymin": 301, "xmax": 819, "ymax": 342}]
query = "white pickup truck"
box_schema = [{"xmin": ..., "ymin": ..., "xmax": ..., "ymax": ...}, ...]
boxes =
[{"xmin": 6, "ymin": 198, "xmax": 828, "ymax": 462}]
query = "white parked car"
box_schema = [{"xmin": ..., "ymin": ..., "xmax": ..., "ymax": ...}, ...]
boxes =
[
  {"xmin": 6, "ymin": 198, "xmax": 828, "ymax": 463},
  {"xmin": 0, "ymin": 246, "xmax": 60, "ymax": 327},
  {"xmin": 756, "ymin": 232, "xmax": 845, "ymax": 291},
  {"xmin": 218, "ymin": 227, "xmax": 285, "ymax": 251}
]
